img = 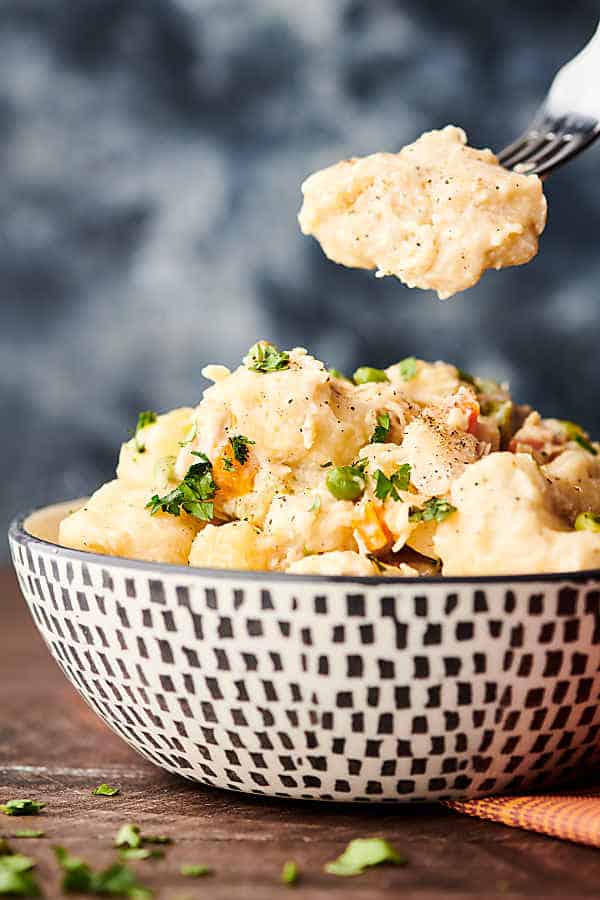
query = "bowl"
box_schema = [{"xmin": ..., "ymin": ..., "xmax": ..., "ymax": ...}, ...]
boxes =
[{"xmin": 9, "ymin": 501, "xmax": 600, "ymax": 803}]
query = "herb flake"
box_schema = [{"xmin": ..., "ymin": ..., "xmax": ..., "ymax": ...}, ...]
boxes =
[
  {"xmin": 397, "ymin": 356, "xmax": 417, "ymax": 382},
  {"xmin": 130, "ymin": 411, "xmax": 157, "ymax": 454},
  {"xmin": 146, "ymin": 452, "xmax": 216, "ymax": 522},
  {"xmin": 325, "ymin": 838, "xmax": 406, "ymax": 877},
  {"xmin": 180, "ymin": 864, "xmax": 211, "ymax": 877},
  {"xmin": 229, "ymin": 434, "xmax": 255, "ymax": 465},
  {"xmin": 370, "ymin": 412, "xmax": 391, "ymax": 444},
  {"xmin": 92, "ymin": 784, "xmax": 120, "ymax": 797},
  {"xmin": 575, "ymin": 434, "xmax": 598, "ymax": 456},
  {"xmin": 281, "ymin": 860, "xmax": 299, "ymax": 885},
  {"xmin": 247, "ymin": 342, "xmax": 290, "ymax": 373},
  {"xmin": 54, "ymin": 847, "xmax": 151, "ymax": 898},
  {"xmin": 409, "ymin": 497, "xmax": 457, "ymax": 524},
  {"xmin": 0, "ymin": 801, "xmax": 45, "ymax": 817},
  {"xmin": 0, "ymin": 853, "xmax": 40, "ymax": 896},
  {"xmin": 373, "ymin": 465, "xmax": 411, "ymax": 501},
  {"xmin": 114, "ymin": 824, "xmax": 142, "ymax": 850}
]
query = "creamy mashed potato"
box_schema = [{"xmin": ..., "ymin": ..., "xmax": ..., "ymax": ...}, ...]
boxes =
[
  {"xmin": 298, "ymin": 126, "xmax": 547, "ymax": 299},
  {"xmin": 58, "ymin": 341, "xmax": 600, "ymax": 577}
]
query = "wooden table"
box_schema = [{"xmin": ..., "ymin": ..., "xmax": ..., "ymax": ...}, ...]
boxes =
[{"xmin": 2, "ymin": 566, "xmax": 600, "ymax": 898}]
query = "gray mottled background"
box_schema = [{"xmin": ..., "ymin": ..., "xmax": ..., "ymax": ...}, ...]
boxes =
[{"xmin": 2, "ymin": 0, "xmax": 600, "ymax": 555}]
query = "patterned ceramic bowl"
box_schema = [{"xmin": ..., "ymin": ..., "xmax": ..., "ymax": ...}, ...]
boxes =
[{"xmin": 9, "ymin": 501, "xmax": 600, "ymax": 803}]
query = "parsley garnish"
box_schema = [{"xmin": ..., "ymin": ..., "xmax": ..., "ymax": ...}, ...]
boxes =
[
  {"xmin": 281, "ymin": 861, "xmax": 299, "ymax": 885},
  {"xmin": 575, "ymin": 434, "xmax": 598, "ymax": 456},
  {"xmin": 325, "ymin": 838, "xmax": 406, "ymax": 877},
  {"xmin": 146, "ymin": 452, "xmax": 216, "ymax": 522},
  {"xmin": 13, "ymin": 831, "xmax": 44, "ymax": 839},
  {"xmin": 456, "ymin": 368, "xmax": 477, "ymax": 386},
  {"xmin": 247, "ymin": 342, "xmax": 290, "ymax": 373},
  {"xmin": 54, "ymin": 847, "xmax": 151, "ymax": 898},
  {"xmin": 92, "ymin": 784, "xmax": 120, "ymax": 797},
  {"xmin": 373, "ymin": 465, "xmax": 411, "ymax": 501},
  {"xmin": 397, "ymin": 356, "xmax": 417, "ymax": 382},
  {"xmin": 366, "ymin": 554, "xmax": 386, "ymax": 573},
  {"xmin": 409, "ymin": 497, "xmax": 456, "ymax": 523},
  {"xmin": 0, "ymin": 800, "xmax": 45, "ymax": 817},
  {"xmin": 178, "ymin": 421, "xmax": 198, "ymax": 448},
  {"xmin": 370, "ymin": 412, "xmax": 391, "ymax": 444},
  {"xmin": 229, "ymin": 435, "xmax": 255, "ymax": 465},
  {"xmin": 119, "ymin": 848, "xmax": 163, "ymax": 862},
  {"xmin": 130, "ymin": 411, "xmax": 157, "ymax": 453},
  {"xmin": 222, "ymin": 457, "xmax": 235, "ymax": 472},
  {"xmin": 0, "ymin": 853, "xmax": 40, "ymax": 896},
  {"xmin": 180, "ymin": 864, "xmax": 211, "ymax": 877},
  {"xmin": 114, "ymin": 825, "xmax": 141, "ymax": 850}
]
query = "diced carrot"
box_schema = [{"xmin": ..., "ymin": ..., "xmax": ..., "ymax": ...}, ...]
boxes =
[
  {"xmin": 353, "ymin": 501, "xmax": 392, "ymax": 553},
  {"xmin": 213, "ymin": 445, "xmax": 256, "ymax": 498}
]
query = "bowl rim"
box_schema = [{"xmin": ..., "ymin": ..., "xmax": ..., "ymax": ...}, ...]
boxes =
[{"xmin": 9, "ymin": 502, "xmax": 600, "ymax": 587}]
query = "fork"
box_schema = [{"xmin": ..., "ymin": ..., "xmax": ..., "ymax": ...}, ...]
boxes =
[{"xmin": 498, "ymin": 20, "xmax": 600, "ymax": 177}]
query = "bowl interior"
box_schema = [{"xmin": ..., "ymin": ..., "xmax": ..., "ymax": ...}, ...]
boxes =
[{"xmin": 24, "ymin": 499, "xmax": 86, "ymax": 544}]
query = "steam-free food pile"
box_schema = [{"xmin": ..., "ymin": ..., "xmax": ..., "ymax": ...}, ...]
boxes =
[
  {"xmin": 299, "ymin": 126, "xmax": 547, "ymax": 298},
  {"xmin": 59, "ymin": 342, "xmax": 600, "ymax": 577}
]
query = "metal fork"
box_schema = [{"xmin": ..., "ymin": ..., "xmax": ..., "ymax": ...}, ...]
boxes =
[{"xmin": 498, "ymin": 21, "xmax": 600, "ymax": 177}]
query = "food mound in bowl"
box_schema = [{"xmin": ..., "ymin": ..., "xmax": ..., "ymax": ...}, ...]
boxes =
[{"xmin": 59, "ymin": 341, "xmax": 600, "ymax": 577}]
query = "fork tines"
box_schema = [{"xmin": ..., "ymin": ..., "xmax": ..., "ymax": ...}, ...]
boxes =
[{"xmin": 498, "ymin": 112, "xmax": 600, "ymax": 176}]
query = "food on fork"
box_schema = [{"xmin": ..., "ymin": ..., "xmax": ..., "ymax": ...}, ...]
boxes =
[
  {"xmin": 298, "ymin": 126, "xmax": 547, "ymax": 299},
  {"xmin": 59, "ymin": 341, "xmax": 600, "ymax": 577}
]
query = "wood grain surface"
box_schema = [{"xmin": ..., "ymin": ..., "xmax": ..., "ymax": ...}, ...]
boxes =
[{"xmin": 2, "ymin": 567, "xmax": 600, "ymax": 898}]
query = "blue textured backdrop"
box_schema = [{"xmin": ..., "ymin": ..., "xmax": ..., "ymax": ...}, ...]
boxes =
[{"xmin": 1, "ymin": 1, "xmax": 599, "ymax": 552}]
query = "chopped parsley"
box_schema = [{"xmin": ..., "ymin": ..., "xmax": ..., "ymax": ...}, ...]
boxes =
[
  {"xmin": 325, "ymin": 838, "xmax": 406, "ymax": 877},
  {"xmin": 397, "ymin": 356, "xmax": 417, "ymax": 382},
  {"xmin": 456, "ymin": 368, "xmax": 477, "ymax": 387},
  {"xmin": 373, "ymin": 465, "xmax": 411, "ymax": 501},
  {"xmin": 130, "ymin": 411, "xmax": 157, "ymax": 453},
  {"xmin": 309, "ymin": 495, "xmax": 321, "ymax": 513},
  {"xmin": 229, "ymin": 434, "xmax": 254, "ymax": 465},
  {"xmin": 222, "ymin": 456, "xmax": 235, "ymax": 472},
  {"xmin": 180, "ymin": 864, "xmax": 211, "ymax": 877},
  {"xmin": 281, "ymin": 861, "xmax": 299, "ymax": 885},
  {"xmin": 119, "ymin": 848, "xmax": 163, "ymax": 862},
  {"xmin": 366, "ymin": 554, "xmax": 386, "ymax": 573},
  {"xmin": 0, "ymin": 800, "xmax": 45, "ymax": 817},
  {"xmin": 54, "ymin": 847, "xmax": 151, "ymax": 898},
  {"xmin": 575, "ymin": 434, "xmax": 598, "ymax": 456},
  {"xmin": 91, "ymin": 784, "xmax": 120, "ymax": 797},
  {"xmin": 114, "ymin": 824, "xmax": 142, "ymax": 850},
  {"xmin": 146, "ymin": 452, "xmax": 216, "ymax": 522},
  {"xmin": 178, "ymin": 421, "xmax": 198, "ymax": 448},
  {"xmin": 142, "ymin": 835, "xmax": 172, "ymax": 846},
  {"xmin": 409, "ymin": 497, "xmax": 456, "ymax": 524},
  {"xmin": 0, "ymin": 853, "xmax": 40, "ymax": 896},
  {"xmin": 247, "ymin": 342, "xmax": 290, "ymax": 373},
  {"xmin": 13, "ymin": 831, "xmax": 44, "ymax": 839},
  {"xmin": 370, "ymin": 412, "xmax": 391, "ymax": 444}
]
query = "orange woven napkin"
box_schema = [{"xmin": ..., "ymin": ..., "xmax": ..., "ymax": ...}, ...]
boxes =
[{"xmin": 446, "ymin": 789, "xmax": 600, "ymax": 847}]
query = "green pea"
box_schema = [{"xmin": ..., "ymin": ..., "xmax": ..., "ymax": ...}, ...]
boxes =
[
  {"xmin": 326, "ymin": 465, "xmax": 366, "ymax": 501},
  {"xmin": 352, "ymin": 366, "xmax": 389, "ymax": 385},
  {"xmin": 574, "ymin": 512, "xmax": 600, "ymax": 533}
]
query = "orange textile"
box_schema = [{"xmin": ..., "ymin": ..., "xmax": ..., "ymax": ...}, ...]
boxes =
[{"xmin": 446, "ymin": 789, "xmax": 600, "ymax": 848}]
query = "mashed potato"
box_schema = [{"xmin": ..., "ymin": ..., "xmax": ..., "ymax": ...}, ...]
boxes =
[
  {"xmin": 298, "ymin": 126, "xmax": 547, "ymax": 299},
  {"xmin": 58, "ymin": 341, "xmax": 600, "ymax": 577}
]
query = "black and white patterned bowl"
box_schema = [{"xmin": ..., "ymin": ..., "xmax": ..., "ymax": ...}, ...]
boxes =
[{"xmin": 9, "ymin": 502, "xmax": 600, "ymax": 803}]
